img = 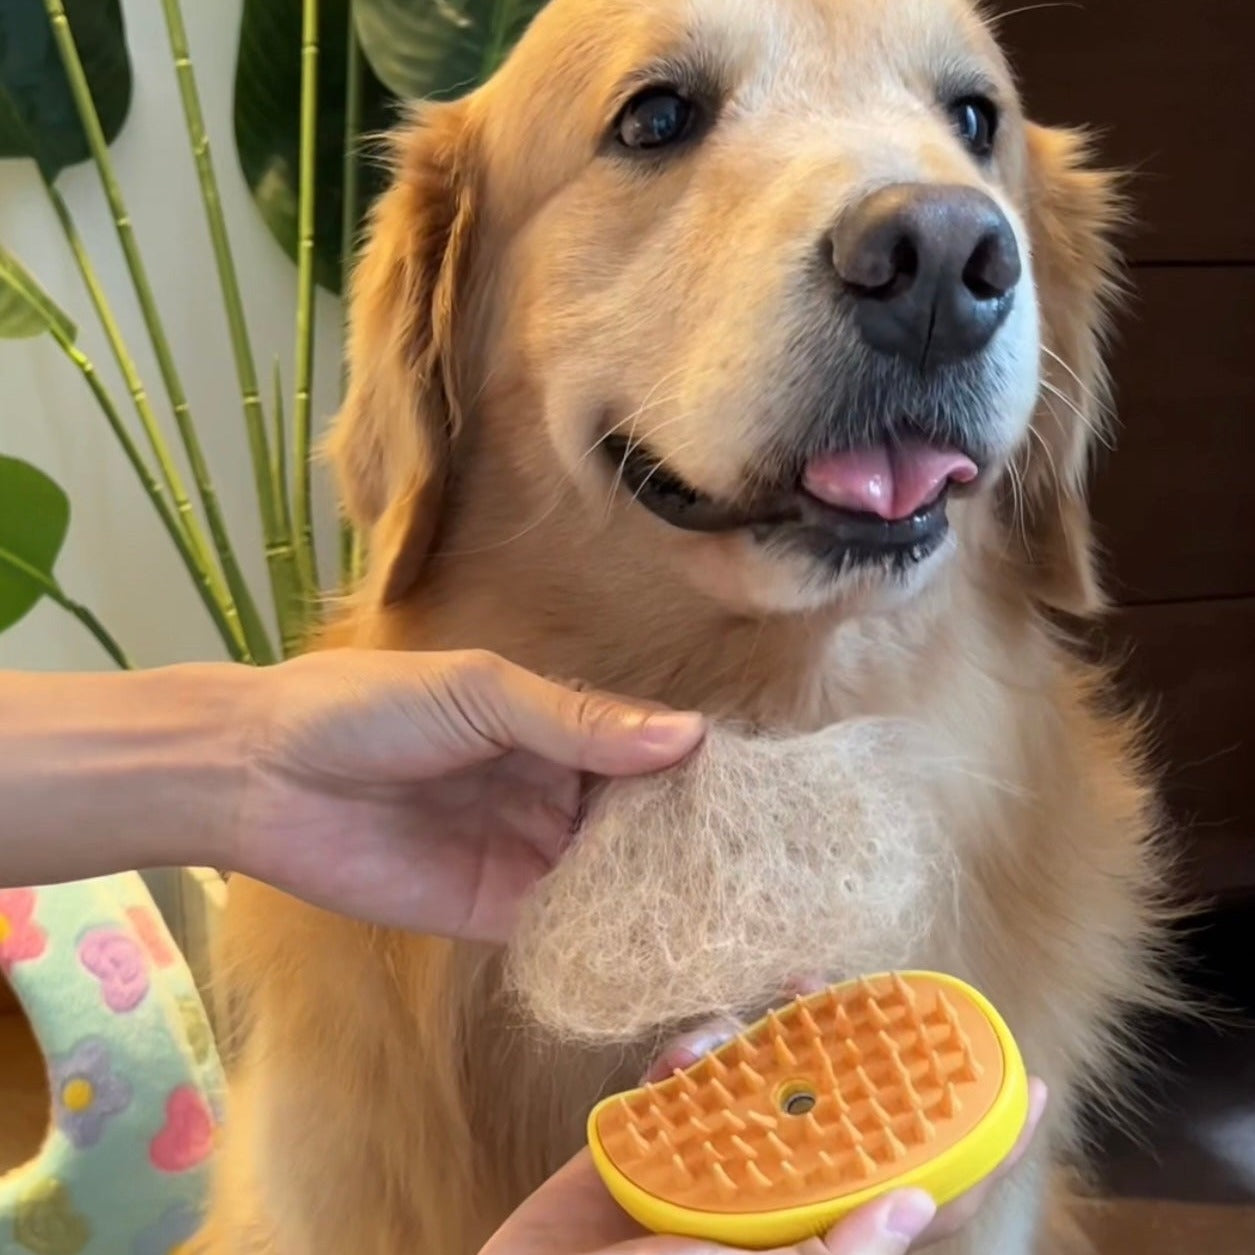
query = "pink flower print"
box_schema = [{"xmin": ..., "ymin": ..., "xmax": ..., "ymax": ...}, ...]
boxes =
[
  {"xmin": 0, "ymin": 887, "xmax": 47, "ymax": 972},
  {"xmin": 149, "ymin": 1085, "xmax": 215, "ymax": 1173},
  {"xmin": 125, "ymin": 904, "xmax": 177, "ymax": 969},
  {"xmin": 78, "ymin": 927, "xmax": 149, "ymax": 1012},
  {"xmin": 50, "ymin": 1036, "xmax": 132, "ymax": 1150}
]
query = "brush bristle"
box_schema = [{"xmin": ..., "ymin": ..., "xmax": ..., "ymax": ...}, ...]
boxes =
[{"xmin": 594, "ymin": 973, "xmax": 1003, "ymax": 1212}]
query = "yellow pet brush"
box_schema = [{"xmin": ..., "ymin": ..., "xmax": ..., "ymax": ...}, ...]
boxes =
[{"xmin": 587, "ymin": 971, "xmax": 1028, "ymax": 1250}]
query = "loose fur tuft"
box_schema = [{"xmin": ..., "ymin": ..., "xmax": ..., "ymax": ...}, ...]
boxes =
[{"xmin": 507, "ymin": 722, "xmax": 955, "ymax": 1042}]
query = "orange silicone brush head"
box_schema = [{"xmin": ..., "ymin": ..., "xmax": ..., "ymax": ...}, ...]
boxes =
[{"xmin": 588, "ymin": 972, "xmax": 1028, "ymax": 1248}]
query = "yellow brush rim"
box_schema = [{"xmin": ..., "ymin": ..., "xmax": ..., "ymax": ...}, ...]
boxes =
[{"xmin": 587, "ymin": 971, "xmax": 1029, "ymax": 1250}]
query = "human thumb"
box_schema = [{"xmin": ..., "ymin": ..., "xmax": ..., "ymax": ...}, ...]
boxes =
[
  {"xmin": 820, "ymin": 1190, "xmax": 937, "ymax": 1255},
  {"xmin": 450, "ymin": 653, "xmax": 706, "ymax": 775}
]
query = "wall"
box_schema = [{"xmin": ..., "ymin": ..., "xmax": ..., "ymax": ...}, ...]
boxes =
[{"xmin": 0, "ymin": 0, "xmax": 344, "ymax": 674}]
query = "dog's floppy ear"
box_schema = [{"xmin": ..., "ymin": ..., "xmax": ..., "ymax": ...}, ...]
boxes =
[
  {"xmin": 1010, "ymin": 123, "xmax": 1125, "ymax": 617},
  {"xmin": 325, "ymin": 101, "xmax": 477, "ymax": 604}
]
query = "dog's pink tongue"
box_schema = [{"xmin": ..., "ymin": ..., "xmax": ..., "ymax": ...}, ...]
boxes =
[{"xmin": 802, "ymin": 442, "xmax": 978, "ymax": 520}]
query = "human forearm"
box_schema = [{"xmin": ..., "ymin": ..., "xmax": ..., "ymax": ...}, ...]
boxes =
[
  {"xmin": 0, "ymin": 651, "xmax": 703, "ymax": 930},
  {"xmin": 0, "ymin": 665, "xmax": 252, "ymax": 886}
]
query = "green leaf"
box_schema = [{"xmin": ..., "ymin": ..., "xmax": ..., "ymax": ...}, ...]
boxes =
[
  {"xmin": 0, "ymin": 0, "xmax": 133, "ymax": 179},
  {"xmin": 0, "ymin": 249, "xmax": 77, "ymax": 340},
  {"xmin": 0, "ymin": 455, "xmax": 70, "ymax": 632},
  {"xmin": 354, "ymin": 0, "xmax": 546, "ymax": 101},
  {"xmin": 234, "ymin": 0, "xmax": 399, "ymax": 295}
]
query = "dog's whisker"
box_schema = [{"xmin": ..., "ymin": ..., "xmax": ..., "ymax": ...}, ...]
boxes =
[
  {"xmin": 1040, "ymin": 378, "xmax": 1113, "ymax": 452},
  {"xmin": 1041, "ymin": 346, "xmax": 1116, "ymax": 440},
  {"xmin": 578, "ymin": 367, "xmax": 691, "ymax": 465},
  {"xmin": 466, "ymin": 361, "xmax": 506, "ymax": 410},
  {"xmin": 603, "ymin": 406, "xmax": 698, "ymax": 462},
  {"xmin": 432, "ymin": 484, "xmax": 577, "ymax": 558},
  {"xmin": 627, "ymin": 437, "xmax": 699, "ymax": 509},
  {"xmin": 1005, "ymin": 452, "xmax": 1030, "ymax": 552},
  {"xmin": 1026, "ymin": 422, "xmax": 1066, "ymax": 516},
  {"xmin": 1041, "ymin": 346, "xmax": 1111, "ymax": 414},
  {"xmin": 600, "ymin": 403, "xmax": 704, "ymax": 521},
  {"xmin": 443, "ymin": 394, "xmax": 699, "ymax": 555},
  {"xmin": 983, "ymin": 1, "xmax": 1081, "ymax": 30},
  {"xmin": 1042, "ymin": 387, "xmax": 1110, "ymax": 450},
  {"xmin": 579, "ymin": 396, "xmax": 687, "ymax": 467},
  {"xmin": 604, "ymin": 421, "xmax": 639, "ymax": 523}
]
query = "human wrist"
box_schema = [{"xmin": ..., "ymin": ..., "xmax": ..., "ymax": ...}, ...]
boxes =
[
  {"xmin": 116, "ymin": 662, "xmax": 261, "ymax": 872},
  {"xmin": 0, "ymin": 663, "xmax": 258, "ymax": 884}
]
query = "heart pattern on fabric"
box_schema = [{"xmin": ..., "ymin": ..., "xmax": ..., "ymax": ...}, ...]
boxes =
[
  {"xmin": 149, "ymin": 1086, "xmax": 215, "ymax": 1173},
  {"xmin": 125, "ymin": 906, "xmax": 177, "ymax": 969}
]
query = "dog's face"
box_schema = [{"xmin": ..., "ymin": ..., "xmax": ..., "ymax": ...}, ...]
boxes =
[{"xmin": 332, "ymin": 0, "xmax": 1121, "ymax": 620}]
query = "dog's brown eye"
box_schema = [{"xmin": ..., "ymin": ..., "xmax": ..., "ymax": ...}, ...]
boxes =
[
  {"xmin": 950, "ymin": 96, "xmax": 998, "ymax": 159},
  {"xmin": 616, "ymin": 89, "xmax": 695, "ymax": 151}
]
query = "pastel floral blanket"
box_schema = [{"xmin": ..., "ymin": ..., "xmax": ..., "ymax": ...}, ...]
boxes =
[{"xmin": 0, "ymin": 874, "xmax": 224, "ymax": 1255}]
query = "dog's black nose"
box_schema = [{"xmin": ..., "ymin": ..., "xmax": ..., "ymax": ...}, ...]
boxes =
[{"xmin": 835, "ymin": 183, "xmax": 1021, "ymax": 368}]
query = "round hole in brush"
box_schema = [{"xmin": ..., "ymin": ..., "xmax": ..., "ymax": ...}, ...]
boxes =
[{"xmin": 779, "ymin": 1084, "xmax": 817, "ymax": 1117}]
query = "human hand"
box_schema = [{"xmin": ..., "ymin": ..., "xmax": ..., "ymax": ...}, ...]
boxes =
[
  {"xmin": 230, "ymin": 649, "xmax": 704, "ymax": 938},
  {"xmin": 480, "ymin": 1019, "xmax": 1047, "ymax": 1255}
]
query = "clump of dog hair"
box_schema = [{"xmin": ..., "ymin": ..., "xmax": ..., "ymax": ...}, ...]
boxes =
[{"xmin": 505, "ymin": 720, "xmax": 955, "ymax": 1043}]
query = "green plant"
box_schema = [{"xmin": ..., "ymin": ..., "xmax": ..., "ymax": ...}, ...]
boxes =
[
  {"xmin": 0, "ymin": 454, "xmax": 129, "ymax": 668},
  {"xmin": 0, "ymin": 0, "xmax": 545, "ymax": 667}
]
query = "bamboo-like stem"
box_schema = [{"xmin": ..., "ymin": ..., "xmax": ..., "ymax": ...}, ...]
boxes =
[
  {"xmin": 340, "ymin": 8, "xmax": 363, "ymax": 318},
  {"xmin": 157, "ymin": 0, "xmax": 306, "ymax": 653},
  {"xmin": 37, "ymin": 181, "xmax": 249, "ymax": 658},
  {"xmin": 342, "ymin": 527, "xmax": 364, "ymax": 588},
  {"xmin": 45, "ymin": 331, "xmax": 251, "ymax": 661},
  {"xmin": 338, "ymin": 4, "xmax": 363, "ymax": 588},
  {"xmin": 481, "ymin": 0, "xmax": 512, "ymax": 79},
  {"xmin": 270, "ymin": 360, "xmax": 292, "ymax": 560},
  {"xmin": 56, "ymin": 347, "xmax": 252, "ymax": 662},
  {"xmin": 0, "ymin": 245, "xmax": 74, "ymax": 338},
  {"xmin": 291, "ymin": 0, "xmax": 321, "ymax": 596},
  {"xmin": 43, "ymin": 0, "xmax": 276, "ymax": 665},
  {"xmin": 0, "ymin": 244, "xmax": 249, "ymax": 661},
  {"xmin": 338, "ymin": 506, "xmax": 355, "ymax": 585},
  {"xmin": 0, "ymin": 544, "xmax": 132, "ymax": 669},
  {"xmin": 269, "ymin": 360, "xmax": 303, "ymax": 656},
  {"xmin": 1, "ymin": 74, "xmax": 241, "ymax": 646}
]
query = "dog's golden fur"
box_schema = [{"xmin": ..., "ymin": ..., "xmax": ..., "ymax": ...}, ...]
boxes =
[{"xmin": 197, "ymin": 1, "xmax": 1171, "ymax": 1251}]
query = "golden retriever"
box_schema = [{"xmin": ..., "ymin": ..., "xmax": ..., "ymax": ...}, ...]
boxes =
[{"xmin": 197, "ymin": 0, "xmax": 1170, "ymax": 1250}]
